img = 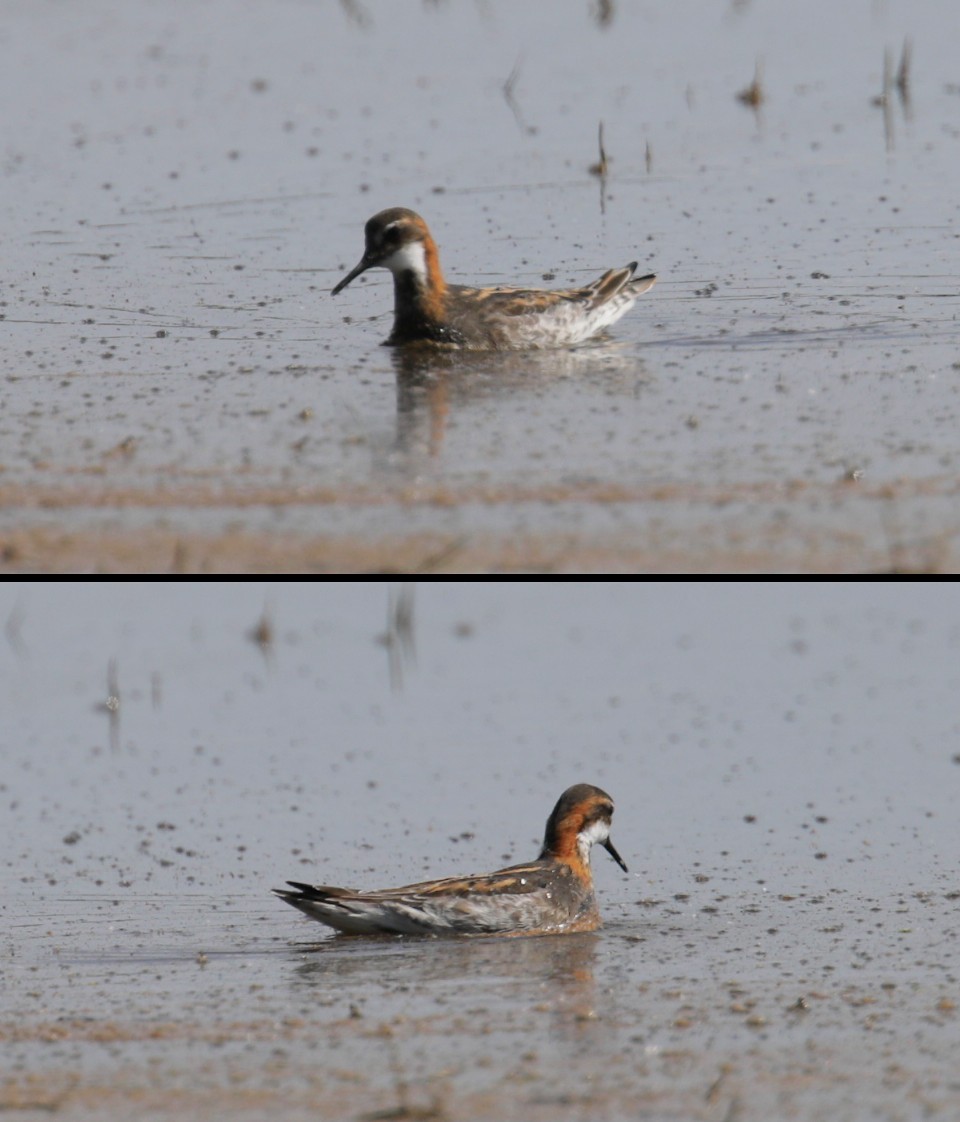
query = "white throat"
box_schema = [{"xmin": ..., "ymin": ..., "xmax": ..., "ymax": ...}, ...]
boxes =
[
  {"xmin": 577, "ymin": 817, "xmax": 610, "ymax": 866},
  {"xmin": 382, "ymin": 241, "xmax": 427, "ymax": 284}
]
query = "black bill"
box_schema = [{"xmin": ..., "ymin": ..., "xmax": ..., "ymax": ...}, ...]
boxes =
[{"xmin": 603, "ymin": 836, "xmax": 628, "ymax": 873}]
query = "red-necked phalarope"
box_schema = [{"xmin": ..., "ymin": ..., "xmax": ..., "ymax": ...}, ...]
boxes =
[
  {"xmin": 274, "ymin": 783, "xmax": 627, "ymax": 937},
  {"xmin": 331, "ymin": 208, "xmax": 656, "ymax": 351}
]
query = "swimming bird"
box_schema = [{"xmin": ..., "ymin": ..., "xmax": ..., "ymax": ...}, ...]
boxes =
[
  {"xmin": 331, "ymin": 208, "xmax": 656, "ymax": 350},
  {"xmin": 275, "ymin": 783, "xmax": 628, "ymax": 937}
]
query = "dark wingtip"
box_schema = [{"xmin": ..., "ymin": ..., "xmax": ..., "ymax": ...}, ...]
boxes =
[
  {"xmin": 273, "ymin": 881, "xmax": 312, "ymax": 900},
  {"xmin": 629, "ymin": 273, "xmax": 657, "ymax": 296}
]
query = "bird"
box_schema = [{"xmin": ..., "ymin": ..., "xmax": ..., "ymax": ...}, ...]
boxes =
[
  {"xmin": 331, "ymin": 208, "xmax": 655, "ymax": 350},
  {"xmin": 274, "ymin": 783, "xmax": 628, "ymax": 937}
]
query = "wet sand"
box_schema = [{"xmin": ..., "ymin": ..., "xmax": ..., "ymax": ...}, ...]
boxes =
[
  {"xmin": 0, "ymin": 515, "xmax": 955, "ymax": 576},
  {"xmin": 2, "ymin": 472, "xmax": 956, "ymax": 573}
]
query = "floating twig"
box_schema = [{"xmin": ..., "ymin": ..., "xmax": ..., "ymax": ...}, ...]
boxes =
[
  {"xmin": 382, "ymin": 583, "xmax": 416, "ymax": 692},
  {"xmin": 247, "ymin": 601, "xmax": 275, "ymax": 658},
  {"xmin": 502, "ymin": 58, "xmax": 536, "ymax": 135},
  {"xmin": 588, "ymin": 122, "xmax": 609, "ymax": 215},
  {"xmin": 872, "ymin": 48, "xmax": 895, "ymax": 151},
  {"xmin": 736, "ymin": 60, "xmax": 764, "ymax": 110},
  {"xmin": 588, "ymin": 121, "xmax": 609, "ymax": 178},
  {"xmin": 895, "ymin": 37, "xmax": 912, "ymax": 117}
]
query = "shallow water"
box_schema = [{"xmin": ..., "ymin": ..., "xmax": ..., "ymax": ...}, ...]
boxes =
[
  {"xmin": 3, "ymin": 582, "xmax": 959, "ymax": 1119},
  {"xmin": 2, "ymin": 0, "xmax": 959, "ymax": 571}
]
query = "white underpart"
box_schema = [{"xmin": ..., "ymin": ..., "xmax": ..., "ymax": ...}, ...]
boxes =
[
  {"xmin": 382, "ymin": 240, "xmax": 427, "ymax": 283},
  {"xmin": 297, "ymin": 893, "xmax": 549, "ymax": 936},
  {"xmin": 577, "ymin": 817, "xmax": 610, "ymax": 867},
  {"xmin": 490, "ymin": 292, "xmax": 638, "ymax": 348}
]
